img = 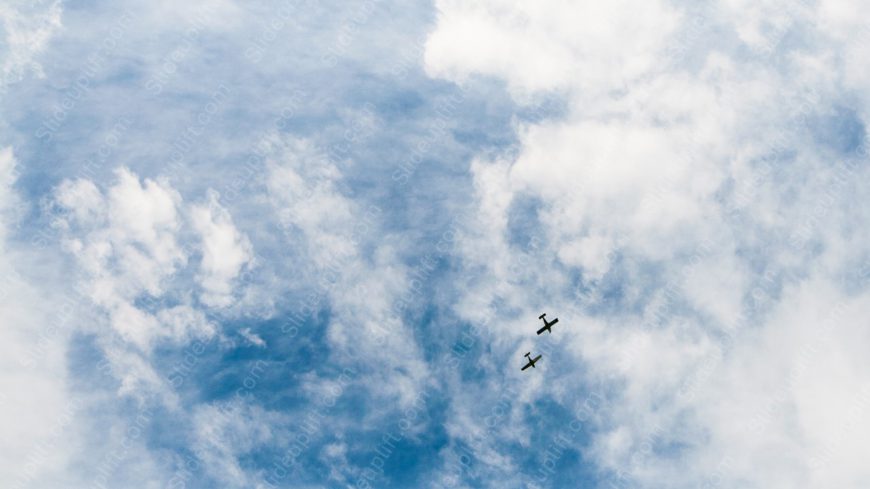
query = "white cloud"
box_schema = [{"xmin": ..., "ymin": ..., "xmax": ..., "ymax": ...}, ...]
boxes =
[
  {"xmin": 0, "ymin": 148, "xmax": 83, "ymax": 488},
  {"xmin": 556, "ymin": 230, "xmax": 614, "ymax": 280},
  {"xmin": 158, "ymin": 304, "xmax": 217, "ymax": 343},
  {"xmin": 191, "ymin": 400, "xmax": 282, "ymax": 488},
  {"xmin": 56, "ymin": 169, "xmax": 186, "ymax": 301},
  {"xmin": 54, "ymin": 178, "xmax": 104, "ymax": 225},
  {"xmin": 4, "ymin": 0, "xmax": 870, "ymax": 485},
  {"xmin": 190, "ymin": 190, "xmax": 254, "ymax": 308},
  {"xmin": 264, "ymin": 134, "xmax": 430, "ymax": 408},
  {"xmin": 238, "ymin": 327, "xmax": 266, "ymax": 347},
  {"xmin": 0, "ymin": 1, "xmax": 62, "ymax": 94},
  {"xmin": 425, "ymin": 0, "xmax": 870, "ymax": 486},
  {"xmin": 425, "ymin": 0, "xmax": 680, "ymax": 97},
  {"xmin": 54, "ymin": 169, "xmax": 191, "ymax": 348},
  {"xmin": 106, "ymin": 169, "xmax": 184, "ymax": 279},
  {"xmin": 49, "ymin": 169, "xmax": 269, "ymax": 409},
  {"xmin": 0, "ymin": 147, "xmax": 22, "ymax": 241}
]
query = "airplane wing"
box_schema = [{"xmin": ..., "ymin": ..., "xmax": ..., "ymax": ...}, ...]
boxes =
[{"xmin": 521, "ymin": 361, "xmax": 532, "ymax": 371}]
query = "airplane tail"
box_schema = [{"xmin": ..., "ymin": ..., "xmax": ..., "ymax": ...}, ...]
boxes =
[
  {"xmin": 538, "ymin": 313, "xmax": 547, "ymax": 320},
  {"xmin": 524, "ymin": 352, "xmax": 531, "ymax": 358}
]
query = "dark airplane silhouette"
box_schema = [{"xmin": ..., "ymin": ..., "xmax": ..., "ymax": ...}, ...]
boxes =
[
  {"xmin": 536, "ymin": 313, "xmax": 559, "ymax": 335},
  {"xmin": 521, "ymin": 352, "xmax": 542, "ymax": 371}
]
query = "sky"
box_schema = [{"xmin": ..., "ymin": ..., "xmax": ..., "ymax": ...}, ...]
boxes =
[{"xmin": 2, "ymin": 0, "xmax": 870, "ymax": 488}]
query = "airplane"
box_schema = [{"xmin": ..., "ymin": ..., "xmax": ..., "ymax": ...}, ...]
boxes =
[
  {"xmin": 521, "ymin": 352, "xmax": 542, "ymax": 371},
  {"xmin": 536, "ymin": 313, "xmax": 559, "ymax": 335}
]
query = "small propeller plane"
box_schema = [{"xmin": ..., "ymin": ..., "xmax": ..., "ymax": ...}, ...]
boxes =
[
  {"xmin": 521, "ymin": 352, "xmax": 542, "ymax": 371},
  {"xmin": 536, "ymin": 313, "xmax": 559, "ymax": 335}
]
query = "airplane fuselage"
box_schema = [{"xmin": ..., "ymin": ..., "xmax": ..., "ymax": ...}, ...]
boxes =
[
  {"xmin": 521, "ymin": 353, "xmax": 542, "ymax": 371},
  {"xmin": 536, "ymin": 317, "xmax": 559, "ymax": 335}
]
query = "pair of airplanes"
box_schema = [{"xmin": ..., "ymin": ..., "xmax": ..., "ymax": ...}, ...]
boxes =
[{"xmin": 521, "ymin": 313, "xmax": 559, "ymax": 371}]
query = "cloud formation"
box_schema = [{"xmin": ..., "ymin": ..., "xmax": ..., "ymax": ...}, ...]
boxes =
[
  {"xmin": 425, "ymin": 0, "xmax": 870, "ymax": 487},
  {"xmin": 0, "ymin": 0, "xmax": 62, "ymax": 94},
  {"xmin": 3, "ymin": 0, "xmax": 870, "ymax": 487}
]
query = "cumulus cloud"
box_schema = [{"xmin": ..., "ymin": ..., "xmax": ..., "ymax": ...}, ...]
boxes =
[
  {"xmin": 54, "ymin": 169, "xmax": 192, "ymax": 347},
  {"xmin": 6, "ymin": 0, "xmax": 870, "ymax": 486},
  {"xmin": 425, "ymin": 0, "xmax": 870, "ymax": 486},
  {"xmin": 425, "ymin": 0, "xmax": 680, "ymax": 97},
  {"xmin": 48, "ymin": 168, "xmax": 267, "ymax": 411},
  {"xmin": 190, "ymin": 190, "xmax": 254, "ymax": 308}
]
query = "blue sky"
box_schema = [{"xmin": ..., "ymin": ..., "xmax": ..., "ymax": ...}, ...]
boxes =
[{"xmin": 3, "ymin": 0, "xmax": 870, "ymax": 488}]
